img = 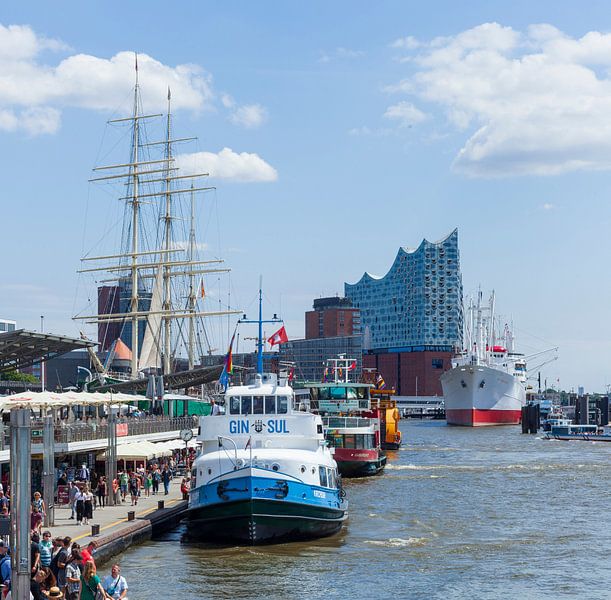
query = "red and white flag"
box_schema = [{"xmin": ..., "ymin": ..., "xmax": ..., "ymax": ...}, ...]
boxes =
[
  {"xmin": 268, "ymin": 325, "xmax": 289, "ymax": 346},
  {"xmin": 348, "ymin": 360, "xmax": 357, "ymax": 371},
  {"xmin": 199, "ymin": 278, "xmax": 206, "ymax": 299}
]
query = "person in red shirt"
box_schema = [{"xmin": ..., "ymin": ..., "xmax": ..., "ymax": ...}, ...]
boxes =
[{"xmin": 80, "ymin": 540, "xmax": 97, "ymax": 566}]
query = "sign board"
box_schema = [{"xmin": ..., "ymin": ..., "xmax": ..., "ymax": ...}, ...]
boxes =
[
  {"xmin": 116, "ymin": 423, "xmax": 128, "ymax": 437},
  {"xmin": 57, "ymin": 485, "xmax": 69, "ymax": 505},
  {"xmin": 31, "ymin": 429, "xmax": 43, "ymax": 438}
]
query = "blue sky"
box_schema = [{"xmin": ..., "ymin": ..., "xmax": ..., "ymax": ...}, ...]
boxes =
[{"xmin": 2, "ymin": 1, "xmax": 611, "ymax": 391}]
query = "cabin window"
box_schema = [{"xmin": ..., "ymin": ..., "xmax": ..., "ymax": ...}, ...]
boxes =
[
  {"xmin": 356, "ymin": 387, "xmax": 368, "ymax": 400},
  {"xmin": 346, "ymin": 387, "xmax": 357, "ymax": 399},
  {"xmin": 365, "ymin": 434, "xmax": 375, "ymax": 449},
  {"xmin": 344, "ymin": 434, "xmax": 356, "ymax": 449},
  {"xmin": 265, "ymin": 396, "xmax": 276, "ymax": 414},
  {"xmin": 355, "ymin": 435, "xmax": 365, "ymax": 449},
  {"xmin": 330, "ymin": 387, "xmax": 346, "ymax": 400},
  {"xmin": 318, "ymin": 466, "xmax": 328, "ymax": 488},
  {"xmin": 229, "ymin": 397, "xmax": 240, "ymax": 415},
  {"xmin": 277, "ymin": 396, "xmax": 288, "ymax": 414},
  {"xmin": 241, "ymin": 396, "xmax": 252, "ymax": 415},
  {"xmin": 328, "ymin": 469, "xmax": 336, "ymax": 488},
  {"xmin": 318, "ymin": 387, "xmax": 331, "ymax": 401},
  {"xmin": 253, "ymin": 396, "xmax": 264, "ymax": 414}
]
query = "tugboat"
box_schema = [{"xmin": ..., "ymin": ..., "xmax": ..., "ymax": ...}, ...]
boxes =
[
  {"xmin": 186, "ymin": 290, "xmax": 347, "ymax": 544},
  {"xmin": 303, "ymin": 357, "xmax": 387, "ymax": 477}
]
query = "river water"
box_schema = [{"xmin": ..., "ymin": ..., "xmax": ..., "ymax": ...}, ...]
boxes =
[{"xmin": 114, "ymin": 421, "xmax": 611, "ymax": 599}]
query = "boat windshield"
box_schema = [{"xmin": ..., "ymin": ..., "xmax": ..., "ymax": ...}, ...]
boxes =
[{"xmin": 227, "ymin": 394, "xmax": 290, "ymax": 415}]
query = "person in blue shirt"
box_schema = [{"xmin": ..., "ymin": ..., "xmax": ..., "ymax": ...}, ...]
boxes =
[{"xmin": 0, "ymin": 541, "xmax": 10, "ymax": 590}]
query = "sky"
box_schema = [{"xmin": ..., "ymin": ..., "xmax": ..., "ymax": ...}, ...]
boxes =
[{"xmin": 2, "ymin": 1, "xmax": 611, "ymax": 391}]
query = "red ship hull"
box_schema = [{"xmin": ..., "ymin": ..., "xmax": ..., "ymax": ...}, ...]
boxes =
[{"xmin": 446, "ymin": 408, "xmax": 522, "ymax": 427}]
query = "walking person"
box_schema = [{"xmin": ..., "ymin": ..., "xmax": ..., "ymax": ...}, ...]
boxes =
[
  {"xmin": 152, "ymin": 468, "xmax": 160, "ymax": 495},
  {"xmin": 161, "ymin": 467, "xmax": 171, "ymax": 496},
  {"xmin": 82, "ymin": 487, "xmax": 94, "ymax": 526},
  {"xmin": 68, "ymin": 482, "xmax": 78, "ymax": 520},
  {"xmin": 143, "ymin": 471, "xmax": 152, "ymax": 498},
  {"xmin": 74, "ymin": 487, "xmax": 85, "ymax": 526},
  {"xmin": 128, "ymin": 472, "xmax": 140, "ymax": 506},
  {"xmin": 119, "ymin": 471, "xmax": 128, "ymax": 502},
  {"xmin": 78, "ymin": 561, "xmax": 105, "ymax": 600},
  {"xmin": 102, "ymin": 564, "xmax": 128, "ymax": 600},
  {"xmin": 96, "ymin": 477, "xmax": 106, "ymax": 509}
]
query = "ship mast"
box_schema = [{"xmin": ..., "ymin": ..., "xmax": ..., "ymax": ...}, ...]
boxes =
[
  {"xmin": 129, "ymin": 56, "xmax": 142, "ymax": 377},
  {"xmin": 188, "ymin": 183, "xmax": 196, "ymax": 370},
  {"xmin": 162, "ymin": 88, "xmax": 173, "ymax": 375}
]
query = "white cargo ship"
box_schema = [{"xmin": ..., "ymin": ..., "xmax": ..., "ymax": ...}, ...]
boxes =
[{"xmin": 441, "ymin": 291, "xmax": 527, "ymax": 426}]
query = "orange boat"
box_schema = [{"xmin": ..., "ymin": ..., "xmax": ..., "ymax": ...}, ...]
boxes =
[{"xmin": 363, "ymin": 370, "xmax": 402, "ymax": 450}]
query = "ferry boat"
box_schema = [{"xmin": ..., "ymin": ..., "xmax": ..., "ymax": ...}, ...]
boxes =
[
  {"xmin": 441, "ymin": 291, "xmax": 527, "ymax": 426},
  {"xmin": 186, "ymin": 292, "xmax": 347, "ymax": 544},
  {"xmin": 544, "ymin": 423, "xmax": 611, "ymax": 441},
  {"xmin": 303, "ymin": 358, "xmax": 387, "ymax": 477}
]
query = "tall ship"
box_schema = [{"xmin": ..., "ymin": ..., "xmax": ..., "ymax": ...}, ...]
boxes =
[
  {"xmin": 72, "ymin": 62, "xmax": 238, "ymax": 398},
  {"xmin": 186, "ymin": 292, "xmax": 347, "ymax": 543},
  {"xmin": 302, "ymin": 357, "xmax": 387, "ymax": 477},
  {"xmin": 441, "ymin": 291, "xmax": 527, "ymax": 426}
]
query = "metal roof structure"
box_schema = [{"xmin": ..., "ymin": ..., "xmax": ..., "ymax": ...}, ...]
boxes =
[
  {"xmin": 0, "ymin": 329, "xmax": 95, "ymax": 373},
  {"xmin": 93, "ymin": 364, "xmax": 224, "ymax": 393}
]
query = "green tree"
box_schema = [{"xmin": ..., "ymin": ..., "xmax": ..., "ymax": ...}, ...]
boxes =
[{"xmin": 0, "ymin": 369, "xmax": 39, "ymax": 383}]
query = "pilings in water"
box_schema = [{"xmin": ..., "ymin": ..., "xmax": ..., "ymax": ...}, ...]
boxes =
[{"xmin": 521, "ymin": 403, "xmax": 540, "ymax": 434}]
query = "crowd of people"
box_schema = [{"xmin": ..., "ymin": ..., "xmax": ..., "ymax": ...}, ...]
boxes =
[{"xmin": 0, "ymin": 535, "xmax": 128, "ymax": 599}]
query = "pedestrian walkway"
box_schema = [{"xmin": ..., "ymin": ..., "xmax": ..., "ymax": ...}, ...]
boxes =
[{"xmin": 47, "ymin": 479, "xmax": 185, "ymax": 548}]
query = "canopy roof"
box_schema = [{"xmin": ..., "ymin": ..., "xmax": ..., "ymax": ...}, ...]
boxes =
[
  {"xmin": 0, "ymin": 330, "xmax": 94, "ymax": 373},
  {"xmin": 98, "ymin": 440, "xmax": 172, "ymax": 461},
  {"xmin": 0, "ymin": 391, "xmax": 143, "ymax": 411}
]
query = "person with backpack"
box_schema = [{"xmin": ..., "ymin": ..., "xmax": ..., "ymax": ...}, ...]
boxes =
[
  {"xmin": 128, "ymin": 473, "xmax": 140, "ymax": 507},
  {"xmin": 54, "ymin": 537, "xmax": 71, "ymax": 592}
]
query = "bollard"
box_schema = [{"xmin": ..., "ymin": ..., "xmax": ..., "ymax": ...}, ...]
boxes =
[
  {"xmin": 127, "ymin": 511, "xmax": 135, "ymax": 522},
  {"xmin": 157, "ymin": 500, "xmax": 165, "ymax": 510},
  {"xmin": 91, "ymin": 524, "xmax": 100, "ymax": 536}
]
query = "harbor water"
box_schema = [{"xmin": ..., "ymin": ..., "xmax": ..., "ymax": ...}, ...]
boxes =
[{"xmin": 116, "ymin": 420, "xmax": 611, "ymax": 599}]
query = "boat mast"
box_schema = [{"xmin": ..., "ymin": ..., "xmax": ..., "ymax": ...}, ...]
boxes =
[
  {"xmin": 162, "ymin": 88, "xmax": 173, "ymax": 375},
  {"xmin": 129, "ymin": 56, "xmax": 141, "ymax": 378},
  {"xmin": 188, "ymin": 183, "xmax": 196, "ymax": 370}
]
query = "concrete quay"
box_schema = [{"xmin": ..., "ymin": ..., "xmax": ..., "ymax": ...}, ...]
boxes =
[{"xmin": 46, "ymin": 480, "xmax": 187, "ymax": 565}]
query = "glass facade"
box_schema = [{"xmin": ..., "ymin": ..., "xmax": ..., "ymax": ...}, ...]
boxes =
[{"xmin": 345, "ymin": 229, "xmax": 463, "ymax": 352}]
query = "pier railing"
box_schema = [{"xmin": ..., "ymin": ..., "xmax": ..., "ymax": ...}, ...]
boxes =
[{"xmin": 23, "ymin": 415, "xmax": 199, "ymax": 445}]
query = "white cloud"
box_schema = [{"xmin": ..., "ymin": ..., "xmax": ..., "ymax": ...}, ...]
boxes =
[
  {"xmin": 229, "ymin": 103, "xmax": 267, "ymax": 128},
  {"xmin": 318, "ymin": 47, "xmax": 365, "ymax": 63},
  {"xmin": 177, "ymin": 147, "xmax": 278, "ymax": 182},
  {"xmin": 389, "ymin": 22, "xmax": 611, "ymax": 176},
  {"xmin": 542, "ymin": 203, "xmax": 555, "ymax": 210},
  {"xmin": 0, "ymin": 23, "xmax": 216, "ymax": 135},
  {"xmin": 383, "ymin": 101, "xmax": 427, "ymax": 126},
  {"xmin": 391, "ymin": 36, "xmax": 420, "ymax": 50}
]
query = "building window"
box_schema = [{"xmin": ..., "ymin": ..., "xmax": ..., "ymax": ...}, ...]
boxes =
[{"xmin": 432, "ymin": 358, "xmax": 443, "ymax": 369}]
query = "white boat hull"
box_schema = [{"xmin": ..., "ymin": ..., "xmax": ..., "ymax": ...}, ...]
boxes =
[{"xmin": 441, "ymin": 364, "xmax": 525, "ymax": 426}]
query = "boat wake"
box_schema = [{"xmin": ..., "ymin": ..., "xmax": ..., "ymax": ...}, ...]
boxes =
[
  {"xmin": 364, "ymin": 537, "xmax": 428, "ymax": 548},
  {"xmin": 385, "ymin": 463, "xmax": 603, "ymax": 473}
]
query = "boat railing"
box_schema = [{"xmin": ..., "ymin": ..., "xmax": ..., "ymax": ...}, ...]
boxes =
[{"xmin": 322, "ymin": 416, "xmax": 375, "ymax": 429}]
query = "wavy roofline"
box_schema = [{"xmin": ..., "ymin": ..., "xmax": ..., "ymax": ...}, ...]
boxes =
[{"xmin": 345, "ymin": 228, "xmax": 458, "ymax": 287}]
